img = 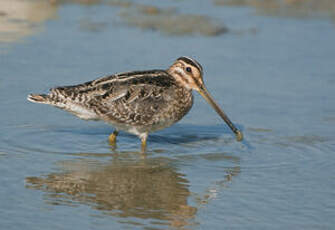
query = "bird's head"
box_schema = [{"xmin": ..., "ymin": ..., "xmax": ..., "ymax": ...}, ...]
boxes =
[
  {"xmin": 167, "ymin": 56, "xmax": 243, "ymax": 142},
  {"xmin": 167, "ymin": 56, "xmax": 204, "ymax": 91}
]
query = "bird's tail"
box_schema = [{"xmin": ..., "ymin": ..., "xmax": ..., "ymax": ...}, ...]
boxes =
[
  {"xmin": 27, "ymin": 91, "xmax": 99, "ymax": 120},
  {"xmin": 27, "ymin": 94, "xmax": 51, "ymax": 104}
]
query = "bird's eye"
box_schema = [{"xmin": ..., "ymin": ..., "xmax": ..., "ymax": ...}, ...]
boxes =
[{"xmin": 186, "ymin": 67, "xmax": 192, "ymax": 73}]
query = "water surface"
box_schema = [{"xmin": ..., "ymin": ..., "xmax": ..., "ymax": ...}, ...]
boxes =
[{"xmin": 1, "ymin": 0, "xmax": 335, "ymax": 229}]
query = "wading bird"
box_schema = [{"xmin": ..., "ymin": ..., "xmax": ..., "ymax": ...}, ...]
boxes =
[{"xmin": 28, "ymin": 57, "xmax": 243, "ymax": 150}]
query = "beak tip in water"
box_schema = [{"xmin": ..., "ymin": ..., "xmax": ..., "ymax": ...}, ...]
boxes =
[
  {"xmin": 198, "ymin": 87, "xmax": 243, "ymax": 142},
  {"xmin": 236, "ymin": 130, "xmax": 243, "ymax": 142}
]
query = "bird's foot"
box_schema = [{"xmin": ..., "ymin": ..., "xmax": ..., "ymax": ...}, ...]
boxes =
[
  {"xmin": 141, "ymin": 139, "xmax": 147, "ymax": 152},
  {"xmin": 108, "ymin": 130, "xmax": 119, "ymax": 146},
  {"xmin": 140, "ymin": 133, "xmax": 148, "ymax": 153}
]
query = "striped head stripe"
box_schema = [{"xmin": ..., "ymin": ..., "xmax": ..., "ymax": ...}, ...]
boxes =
[{"xmin": 177, "ymin": 56, "xmax": 203, "ymax": 74}]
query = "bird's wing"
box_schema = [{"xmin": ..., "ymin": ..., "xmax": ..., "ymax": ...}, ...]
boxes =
[
  {"xmin": 48, "ymin": 70, "xmax": 177, "ymax": 125},
  {"xmin": 49, "ymin": 73, "xmax": 118, "ymax": 99},
  {"xmin": 50, "ymin": 70, "xmax": 173, "ymax": 99},
  {"xmin": 90, "ymin": 72, "xmax": 177, "ymax": 125}
]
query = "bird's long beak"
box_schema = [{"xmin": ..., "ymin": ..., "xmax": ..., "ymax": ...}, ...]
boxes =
[{"xmin": 198, "ymin": 85, "xmax": 243, "ymax": 141}]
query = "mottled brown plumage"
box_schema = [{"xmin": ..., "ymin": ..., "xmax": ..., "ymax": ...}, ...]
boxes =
[{"xmin": 28, "ymin": 57, "xmax": 243, "ymax": 149}]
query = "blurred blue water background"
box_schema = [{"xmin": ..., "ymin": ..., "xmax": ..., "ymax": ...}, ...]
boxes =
[{"xmin": 0, "ymin": 0, "xmax": 334, "ymax": 229}]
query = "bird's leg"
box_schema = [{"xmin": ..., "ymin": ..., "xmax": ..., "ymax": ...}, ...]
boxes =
[
  {"xmin": 108, "ymin": 130, "xmax": 119, "ymax": 145},
  {"xmin": 140, "ymin": 133, "xmax": 148, "ymax": 152}
]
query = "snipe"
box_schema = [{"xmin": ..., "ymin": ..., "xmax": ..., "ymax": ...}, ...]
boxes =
[{"xmin": 28, "ymin": 57, "xmax": 243, "ymax": 150}]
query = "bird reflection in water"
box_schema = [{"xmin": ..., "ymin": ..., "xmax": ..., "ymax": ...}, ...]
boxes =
[
  {"xmin": 26, "ymin": 155, "xmax": 197, "ymax": 228},
  {"xmin": 25, "ymin": 152, "xmax": 240, "ymax": 229}
]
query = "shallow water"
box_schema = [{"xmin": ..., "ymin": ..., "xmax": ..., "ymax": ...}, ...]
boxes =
[{"xmin": 1, "ymin": 0, "xmax": 335, "ymax": 229}]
